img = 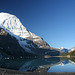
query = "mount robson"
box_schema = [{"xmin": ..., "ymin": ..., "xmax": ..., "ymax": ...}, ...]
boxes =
[{"xmin": 0, "ymin": 13, "xmax": 61, "ymax": 58}]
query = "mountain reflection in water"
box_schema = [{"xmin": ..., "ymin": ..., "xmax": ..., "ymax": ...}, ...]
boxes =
[
  {"xmin": 48, "ymin": 59, "xmax": 75, "ymax": 72},
  {"xmin": 0, "ymin": 57, "xmax": 75, "ymax": 72}
]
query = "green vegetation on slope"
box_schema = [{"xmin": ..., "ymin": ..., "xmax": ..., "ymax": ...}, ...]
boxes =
[
  {"xmin": 60, "ymin": 50, "xmax": 75, "ymax": 57},
  {"xmin": 69, "ymin": 51, "xmax": 75, "ymax": 56}
]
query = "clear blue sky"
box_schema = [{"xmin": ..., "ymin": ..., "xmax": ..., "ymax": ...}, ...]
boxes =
[{"xmin": 0, "ymin": 0, "xmax": 75, "ymax": 49}]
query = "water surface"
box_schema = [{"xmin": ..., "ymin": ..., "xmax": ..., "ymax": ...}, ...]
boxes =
[
  {"xmin": 0, "ymin": 57, "xmax": 75, "ymax": 72},
  {"xmin": 48, "ymin": 60, "xmax": 75, "ymax": 72}
]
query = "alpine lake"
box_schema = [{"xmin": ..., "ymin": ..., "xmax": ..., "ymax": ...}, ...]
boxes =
[{"xmin": 0, "ymin": 57, "xmax": 75, "ymax": 73}]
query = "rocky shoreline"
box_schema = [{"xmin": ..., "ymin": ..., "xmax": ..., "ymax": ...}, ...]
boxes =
[{"xmin": 0, "ymin": 68, "xmax": 75, "ymax": 75}]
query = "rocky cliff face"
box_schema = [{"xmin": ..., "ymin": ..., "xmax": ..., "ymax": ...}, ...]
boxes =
[
  {"xmin": 0, "ymin": 28, "xmax": 37, "ymax": 57},
  {"xmin": 27, "ymin": 37, "xmax": 50, "ymax": 49}
]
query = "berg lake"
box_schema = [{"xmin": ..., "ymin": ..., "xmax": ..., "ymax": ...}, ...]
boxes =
[{"xmin": 0, "ymin": 57, "xmax": 75, "ymax": 72}]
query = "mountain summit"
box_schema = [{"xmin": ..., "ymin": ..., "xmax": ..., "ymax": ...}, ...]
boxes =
[
  {"xmin": 0, "ymin": 13, "xmax": 60, "ymax": 57},
  {"xmin": 59, "ymin": 47, "xmax": 69, "ymax": 53},
  {"xmin": 0, "ymin": 13, "xmax": 41, "ymax": 39}
]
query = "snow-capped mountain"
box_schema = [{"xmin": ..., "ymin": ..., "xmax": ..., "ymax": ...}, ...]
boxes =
[
  {"xmin": 59, "ymin": 47, "xmax": 75, "ymax": 53},
  {"xmin": 0, "ymin": 13, "xmax": 49, "ymax": 51},
  {"xmin": 59, "ymin": 47, "xmax": 69, "ymax": 53},
  {"xmin": 59, "ymin": 47, "xmax": 64, "ymax": 50},
  {"xmin": 69, "ymin": 47, "xmax": 75, "ymax": 52},
  {"xmin": 0, "ymin": 12, "xmax": 60, "ymax": 57}
]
